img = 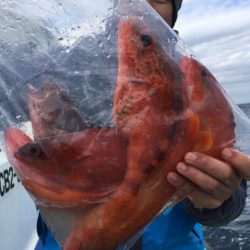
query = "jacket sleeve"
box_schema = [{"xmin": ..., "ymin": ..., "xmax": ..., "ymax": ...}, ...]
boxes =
[{"xmin": 183, "ymin": 179, "xmax": 248, "ymax": 227}]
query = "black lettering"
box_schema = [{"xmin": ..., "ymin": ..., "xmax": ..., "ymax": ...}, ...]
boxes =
[
  {"xmin": 0, "ymin": 172, "xmax": 5, "ymax": 196},
  {"xmin": 9, "ymin": 167, "xmax": 15, "ymax": 189},
  {"xmin": 0, "ymin": 166, "xmax": 22, "ymax": 198},
  {"xmin": 3, "ymin": 169, "xmax": 10, "ymax": 193},
  {"xmin": 13, "ymin": 171, "xmax": 20, "ymax": 182}
]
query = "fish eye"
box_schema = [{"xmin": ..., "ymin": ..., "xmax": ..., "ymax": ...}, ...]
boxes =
[
  {"xmin": 140, "ymin": 34, "xmax": 154, "ymax": 49},
  {"xmin": 16, "ymin": 142, "xmax": 44, "ymax": 159},
  {"xmin": 29, "ymin": 144, "xmax": 42, "ymax": 158},
  {"xmin": 201, "ymin": 69, "xmax": 209, "ymax": 78}
]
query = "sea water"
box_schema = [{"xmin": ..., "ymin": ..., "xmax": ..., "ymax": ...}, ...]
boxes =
[{"xmin": 204, "ymin": 103, "xmax": 250, "ymax": 250}]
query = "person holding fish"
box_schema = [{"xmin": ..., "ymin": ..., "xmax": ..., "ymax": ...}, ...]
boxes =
[{"xmin": 34, "ymin": 0, "xmax": 249, "ymax": 250}]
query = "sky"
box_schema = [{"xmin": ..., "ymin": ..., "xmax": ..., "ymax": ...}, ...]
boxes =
[{"xmin": 175, "ymin": 0, "xmax": 250, "ymax": 104}]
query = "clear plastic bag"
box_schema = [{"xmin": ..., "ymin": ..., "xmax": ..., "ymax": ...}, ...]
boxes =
[{"xmin": 1, "ymin": 0, "xmax": 250, "ymax": 249}]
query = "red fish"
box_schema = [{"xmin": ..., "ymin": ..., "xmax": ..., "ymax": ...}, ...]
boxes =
[
  {"xmin": 5, "ymin": 127, "xmax": 127, "ymax": 206},
  {"xmin": 62, "ymin": 18, "xmax": 205, "ymax": 250},
  {"xmin": 62, "ymin": 17, "xmax": 235, "ymax": 249}
]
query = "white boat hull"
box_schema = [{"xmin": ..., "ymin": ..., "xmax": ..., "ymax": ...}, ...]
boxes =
[{"xmin": 0, "ymin": 149, "xmax": 38, "ymax": 250}]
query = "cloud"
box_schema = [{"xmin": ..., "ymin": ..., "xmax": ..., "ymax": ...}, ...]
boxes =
[{"xmin": 175, "ymin": 0, "xmax": 250, "ymax": 104}]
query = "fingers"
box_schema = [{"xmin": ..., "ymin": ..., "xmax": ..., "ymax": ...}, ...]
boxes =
[
  {"xmin": 222, "ymin": 148, "xmax": 250, "ymax": 180},
  {"xmin": 184, "ymin": 152, "xmax": 241, "ymax": 189},
  {"xmin": 166, "ymin": 151, "xmax": 243, "ymax": 210},
  {"xmin": 167, "ymin": 172, "xmax": 225, "ymax": 209},
  {"xmin": 175, "ymin": 162, "xmax": 233, "ymax": 200}
]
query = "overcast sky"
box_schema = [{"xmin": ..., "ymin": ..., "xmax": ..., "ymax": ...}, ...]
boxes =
[{"xmin": 175, "ymin": 0, "xmax": 250, "ymax": 104}]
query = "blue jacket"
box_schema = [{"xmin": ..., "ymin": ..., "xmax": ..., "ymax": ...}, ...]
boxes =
[
  {"xmin": 35, "ymin": 202, "xmax": 206, "ymax": 250},
  {"xmin": 142, "ymin": 202, "xmax": 205, "ymax": 250}
]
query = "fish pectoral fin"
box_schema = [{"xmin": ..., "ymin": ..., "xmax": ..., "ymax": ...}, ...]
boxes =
[
  {"xmin": 186, "ymin": 109, "xmax": 200, "ymax": 141},
  {"xmin": 186, "ymin": 110, "xmax": 214, "ymax": 152},
  {"xmin": 194, "ymin": 130, "xmax": 214, "ymax": 152}
]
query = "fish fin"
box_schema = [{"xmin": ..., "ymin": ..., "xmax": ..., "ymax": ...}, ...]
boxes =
[
  {"xmin": 194, "ymin": 130, "xmax": 213, "ymax": 152},
  {"xmin": 186, "ymin": 109, "xmax": 200, "ymax": 141}
]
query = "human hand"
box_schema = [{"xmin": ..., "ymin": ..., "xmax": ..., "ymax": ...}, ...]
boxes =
[
  {"xmin": 167, "ymin": 152, "xmax": 242, "ymax": 209},
  {"xmin": 222, "ymin": 148, "xmax": 250, "ymax": 180}
]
